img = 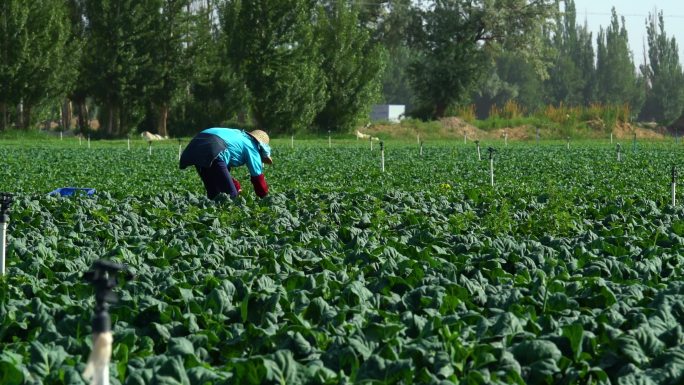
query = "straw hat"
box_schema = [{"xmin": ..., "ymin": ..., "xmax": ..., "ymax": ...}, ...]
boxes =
[
  {"xmin": 248, "ymin": 129, "xmax": 270, "ymax": 145},
  {"xmin": 247, "ymin": 129, "xmax": 272, "ymax": 164}
]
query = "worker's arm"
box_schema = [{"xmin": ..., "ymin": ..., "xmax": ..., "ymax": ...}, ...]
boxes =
[
  {"xmin": 250, "ymin": 174, "xmax": 269, "ymax": 197},
  {"xmin": 232, "ymin": 178, "xmax": 242, "ymax": 193},
  {"xmin": 245, "ymin": 148, "xmax": 269, "ymax": 197}
]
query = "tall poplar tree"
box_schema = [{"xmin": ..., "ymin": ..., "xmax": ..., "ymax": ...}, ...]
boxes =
[
  {"xmin": 595, "ymin": 9, "xmax": 640, "ymax": 110},
  {"xmin": 545, "ymin": 0, "xmax": 595, "ymax": 106},
  {"xmin": 314, "ymin": 2, "xmax": 386, "ymax": 132},
  {"xmin": 640, "ymin": 11, "xmax": 684, "ymax": 124},
  {"xmin": 140, "ymin": 0, "xmax": 191, "ymax": 137},
  {"xmin": 222, "ymin": 0, "xmax": 326, "ymax": 133},
  {"xmin": 0, "ymin": 0, "xmax": 70, "ymax": 129},
  {"xmin": 171, "ymin": 2, "xmax": 245, "ymax": 135},
  {"xmin": 82, "ymin": 0, "xmax": 156, "ymax": 135},
  {"xmin": 372, "ymin": 0, "xmax": 416, "ymax": 109}
]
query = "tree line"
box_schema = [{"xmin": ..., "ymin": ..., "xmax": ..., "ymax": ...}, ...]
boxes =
[
  {"xmin": 0, "ymin": 0, "xmax": 682, "ymax": 137},
  {"xmin": 474, "ymin": 1, "xmax": 684, "ymax": 126}
]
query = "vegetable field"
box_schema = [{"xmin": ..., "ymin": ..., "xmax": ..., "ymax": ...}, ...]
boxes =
[{"xmin": 1, "ymin": 139, "xmax": 684, "ymax": 385}]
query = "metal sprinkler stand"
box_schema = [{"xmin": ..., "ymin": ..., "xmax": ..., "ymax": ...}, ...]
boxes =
[
  {"xmin": 487, "ymin": 147, "xmax": 496, "ymax": 187},
  {"xmin": 632, "ymin": 133, "xmax": 637, "ymax": 153},
  {"xmin": 475, "ymin": 140, "xmax": 481, "ymax": 161},
  {"xmin": 672, "ymin": 166, "xmax": 677, "ymax": 206},
  {"xmin": 82, "ymin": 260, "xmax": 134, "ymax": 384},
  {"xmin": 0, "ymin": 193, "xmax": 13, "ymax": 276},
  {"xmin": 617, "ymin": 143, "xmax": 622, "ymax": 162}
]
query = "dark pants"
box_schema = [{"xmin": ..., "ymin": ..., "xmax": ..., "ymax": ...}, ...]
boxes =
[{"xmin": 196, "ymin": 159, "xmax": 238, "ymax": 199}]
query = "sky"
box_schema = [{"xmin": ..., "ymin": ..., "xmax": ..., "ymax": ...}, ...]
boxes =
[{"xmin": 572, "ymin": 0, "xmax": 684, "ymax": 66}]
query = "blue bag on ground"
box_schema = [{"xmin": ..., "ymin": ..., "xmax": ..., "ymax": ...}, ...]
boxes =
[{"xmin": 49, "ymin": 187, "xmax": 96, "ymax": 196}]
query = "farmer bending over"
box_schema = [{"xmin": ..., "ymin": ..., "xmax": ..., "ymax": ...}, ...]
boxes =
[{"xmin": 180, "ymin": 128, "xmax": 271, "ymax": 199}]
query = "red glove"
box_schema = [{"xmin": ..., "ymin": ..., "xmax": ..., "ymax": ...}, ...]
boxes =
[
  {"xmin": 232, "ymin": 178, "xmax": 242, "ymax": 193},
  {"xmin": 250, "ymin": 174, "xmax": 269, "ymax": 197}
]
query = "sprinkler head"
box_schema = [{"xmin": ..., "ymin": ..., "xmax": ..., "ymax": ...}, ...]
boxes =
[
  {"xmin": 84, "ymin": 260, "xmax": 134, "ymax": 333},
  {"xmin": 380, "ymin": 141, "xmax": 384, "ymax": 151},
  {"xmin": 84, "ymin": 260, "xmax": 134, "ymax": 306},
  {"xmin": 0, "ymin": 192, "xmax": 12, "ymax": 210},
  {"xmin": 0, "ymin": 193, "xmax": 13, "ymax": 221}
]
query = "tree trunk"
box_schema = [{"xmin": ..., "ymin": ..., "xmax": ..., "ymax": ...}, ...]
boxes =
[
  {"xmin": 21, "ymin": 105, "xmax": 31, "ymax": 130},
  {"xmin": 107, "ymin": 104, "xmax": 115, "ymax": 135},
  {"xmin": 237, "ymin": 109, "xmax": 247, "ymax": 124},
  {"xmin": 157, "ymin": 104, "xmax": 169, "ymax": 137},
  {"xmin": 252, "ymin": 108, "xmax": 264, "ymax": 130},
  {"xmin": 61, "ymin": 99, "xmax": 72, "ymax": 130},
  {"xmin": 435, "ymin": 102, "xmax": 447, "ymax": 119},
  {"xmin": 17, "ymin": 102, "xmax": 23, "ymax": 129},
  {"xmin": 75, "ymin": 99, "xmax": 88, "ymax": 133},
  {"xmin": 107, "ymin": 102, "xmax": 120, "ymax": 135},
  {"xmin": 0, "ymin": 102, "xmax": 7, "ymax": 130}
]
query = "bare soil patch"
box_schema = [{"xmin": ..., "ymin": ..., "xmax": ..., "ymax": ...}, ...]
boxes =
[
  {"xmin": 613, "ymin": 122, "xmax": 666, "ymax": 139},
  {"xmin": 361, "ymin": 118, "xmax": 668, "ymax": 141}
]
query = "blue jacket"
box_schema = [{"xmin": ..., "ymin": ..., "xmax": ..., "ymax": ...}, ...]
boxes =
[{"xmin": 201, "ymin": 128, "xmax": 271, "ymax": 176}]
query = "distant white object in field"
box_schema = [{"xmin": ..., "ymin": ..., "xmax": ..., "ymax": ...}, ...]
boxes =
[
  {"xmin": 370, "ymin": 104, "xmax": 405, "ymax": 123},
  {"xmin": 140, "ymin": 131, "xmax": 165, "ymax": 141},
  {"xmin": 356, "ymin": 130, "xmax": 371, "ymax": 140},
  {"xmin": 355, "ymin": 130, "xmax": 380, "ymax": 141}
]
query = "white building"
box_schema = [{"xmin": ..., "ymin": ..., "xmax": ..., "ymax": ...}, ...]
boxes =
[{"xmin": 370, "ymin": 104, "xmax": 405, "ymax": 123}]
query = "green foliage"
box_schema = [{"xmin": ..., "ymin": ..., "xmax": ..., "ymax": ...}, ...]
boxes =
[
  {"xmin": 82, "ymin": 0, "xmax": 159, "ymax": 135},
  {"xmin": 3, "ymin": 139, "xmax": 684, "ymax": 385},
  {"xmin": 222, "ymin": 0, "xmax": 327, "ymax": 134},
  {"xmin": 595, "ymin": 9, "xmax": 642, "ymax": 112},
  {"xmin": 408, "ymin": 0, "xmax": 555, "ymax": 119},
  {"xmin": 138, "ymin": 0, "xmax": 192, "ymax": 137},
  {"xmin": 474, "ymin": 115, "xmax": 543, "ymax": 131},
  {"xmin": 472, "ymin": 68, "xmax": 521, "ymax": 119},
  {"xmin": 544, "ymin": 0, "xmax": 595, "ymax": 107},
  {"xmin": 0, "ymin": 0, "xmax": 71, "ymax": 130},
  {"xmin": 380, "ymin": 44, "xmax": 416, "ymax": 109},
  {"xmin": 374, "ymin": 0, "xmax": 416, "ymax": 110},
  {"xmin": 640, "ymin": 12, "xmax": 684, "ymax": 125},
  {"xmin": 169, "ymin": 6, "xmax": 245, "ymax": 136},
  {"xmin": 313, "ymin": 2, "xmax": 386, "ymax": 133},
  {"xmin": 473, "ymin": 52, "xmax": 545, "ymax": 118},
  {"xmin": 407, "ymin": 1, "xmax": 488, "ymax": 118}
]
